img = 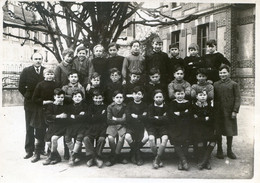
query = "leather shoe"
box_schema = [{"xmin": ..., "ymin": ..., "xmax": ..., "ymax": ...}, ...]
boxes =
[
  {"xmin": 31, "ymin": 153, "xmax": 40, "ymax": 163},
  {"xmin": 24, "ymin": 152, "xmax": 33, "ymax": 159}
]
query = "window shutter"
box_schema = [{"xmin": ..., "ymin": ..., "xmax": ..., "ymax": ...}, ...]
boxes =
[
  {"xmin": 179, "ymin": 29, "xmax": 187, "ymax": 58},
  {"xmin": 209, "ymin": 22, "xmax": 217, "ymax": 40},
  {"xmin": 191, "ymin": 26, "xmax": 197, "ymax": 44}
]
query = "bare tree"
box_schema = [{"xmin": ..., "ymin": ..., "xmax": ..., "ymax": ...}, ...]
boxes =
[{"xmin": 3, "ymin": 1, "xmax": 197, "ymax": 62}]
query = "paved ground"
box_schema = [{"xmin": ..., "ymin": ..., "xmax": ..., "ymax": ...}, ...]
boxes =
[{"xmin": 0, "ymin": 105, "xmax": 257, "ymax": 183}]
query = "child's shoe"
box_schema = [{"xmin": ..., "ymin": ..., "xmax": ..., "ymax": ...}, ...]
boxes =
[
  {"xmin": 178, "ymin": 161, "xmax": 183, "ymax": 170},
  {"xmin": 227, "ymin": 150, "xmax": 237, "ymax": 159},
  {"xmin": 182, "ymin": 160, "xmax": 189, "ymax": 171},
  {"xmin": 86, "ymin": 158, "xmax": 94, "ymax": 167},
  {"xmin": 205, "ymin": 161, "xmax": 211, "ymax": 170},
  {"xmin": 117, "ymin": 154, "xmax": 128, "ymax": 164},
  {"xmin": 152, "ymin": 156, "xmax": 159, "ymax": 169},
  {"xmin": 105, "ymin": 155, "xmax": 116, "ymax": 166},
  {"xmin": 216, "ymin": 148, "xmax": 224, "ymax": 159},
  {"xmin": 130, "ymin": 150, "xmax": 137, "ymax": 164},
  {"xmin": 50, "ymin": 151, "xmax": 62, "ymax": 165},
  {"xmin": 43, "ymin": 152, "xmax": 54, "ymax": 165},
  {"xmin": 68, "ymin": 152, "xmax": 76, "ymax": 166},
  {"xmin": 64, "ymin": 148, "xmax": 70, "ymax": 160},
  {"xmin": 31, "ymin": 153, "xmax": 40, "ymax": 163},
  {"xmin": 136, "ymin": 150, "xmax": 143, "ymax": 166},
  {"xmin": 94, "ymin": 157, "xmax": 103, "ymax": 168}
]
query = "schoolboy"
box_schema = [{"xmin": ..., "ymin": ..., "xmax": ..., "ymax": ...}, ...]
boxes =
[
  {"xmin": 146, "ymin": 89, "xmax": 169, "ymax": 169},
  {"xmin": 106, "ymin": 90, "xmax": 127, "ymax": 166},
  {"xmin": 83, "ymin": 90, "xmax": 107, "ymax": 168},
  {"xmin": 72, "ymin": 46, "xmax": 94, "ymax": 87},
  {"xmin": 65, "ymin": 90, "xmax": 88, "ymax": 166},
  {"xmin": 203, "ymin": 39, "xmax": 231, "ymax": 83},
  {"xmin": 168, "ymin": 66, "xmax": 191, "ymax": 101},
  {"xmin": 184, "ymin": 43, "xmax": 203, "ymax": 85},
  {"xmin": 85, "ymin": 72, "xmax": 103, "ymax": 104},
  {"xmin": 192, "ymin": 90, "xmax": 216, "ymax": 170},
  {"xmin": 122, "ymin": 40, "xmax": 145, "ymax": 85},
  {"xmin": 191, "ymin": 68, "xmax": 214, "ymax": 103},
  {"xmin": 55, "ymin": 48, "xmax": 74, "ymax": 87},
  {"xmin": 125, "ymin": 86, "xmax": 148, "ymax": 165},
  {"xmin": 62, "ymin": 71, "xmax": 85, "ymax": 104},
  {"xmin": 105, "ymin": 68, "xmax": 123, "ymax": 104},
  {"xmin": 168, "ymin": 88, "xmax": 192, "ymax": 170},
  {"xmin": 144, "ymin": 67, "xmax": 167, "ymax": 104},
  {"xmin": 214, "ymin": 65, "xmax": 241, "ymax": 159},
  {"xmin": 31, "ymin": 68, "xmax": 58, "ymax": 162},
  {"xmin": 43, "ymin": 88, "xmax": 69, "ymax": 165},
  {"xmin": 145, "ymin": 36, "xmax": 169, "ymax": 84},
  {"xmin": 168, "ymin": 43, "xmax": 184, "ymax": 81},
  {"xmin": 123, "ymin": 71, "xmax": 142, "ymax": 104},
  {"xmin": 107, "ymin": 42, "xmax": 125, "ymax": 71}
]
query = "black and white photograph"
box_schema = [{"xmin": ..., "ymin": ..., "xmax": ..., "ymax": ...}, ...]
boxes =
[{"xmin": 0, "ymin": 0, "xmax": 258, "ymax": 182}]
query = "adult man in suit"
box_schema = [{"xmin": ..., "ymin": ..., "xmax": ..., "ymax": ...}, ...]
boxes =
[{"xmin": 18, "ymin": 52, "xmax": 45, "ymax": 161}]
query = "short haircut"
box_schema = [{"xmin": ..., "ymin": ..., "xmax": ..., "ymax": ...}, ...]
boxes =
[
  {"xmin": 90, "ymin": 72, "xmax": 101, "ymax": 80},
  {"xmin": 92, "ymin": 89, "xmax": 104, "ymax": 97},
  {"xmin": 169, "ymin": 43, "xmax": 179, "ymax": 50},
  {"xmin": 206, "ymin": 39, "xmax": 217, "ymax": 47},
  {"xmin": 149, "ymin": 67, "xmax": 160, "ymax": 75},
  {"xmin": 152, "ymin": 36, "xmax": 162, "ymax": 43},
  {"xmin": 112, "ymin": 90, "xmax": 123, "ymax": 97},
  {"xmin": 109, "ymin": 67, "xmax": 121, "ymax": 75},
  {"xmin": 72, "ymin": 89, "xmax": 84, "ymax": 98},
  {"xmin": 130, "ymin": 40, "xmax": 140, "ymax": 47},
  {"xmin": 174, "ymin": 66, "xmax": 185, "ymax": 73},
  {"xmin": 196, "ymin": 89, "xmax": 208, "ymax": 95},
  {"xmin": 196, "ymin": 68, "xmax": 208, "ymax": 77},
  {"xmin": 76, "ymin": 46, "xmax": 87, "ymax": 53},
  {"xmin": 68, "ymin": 71, "xmax": 78, "ymax": 77},
  {"xmin": 129, "ymin": 70, "xmax": 141, "ymax": 76},
  {"xmin": 93, "ymin": 44, "xmax": 104, "ymax": 52},
  {"xmin": 219, "ymin": 64, "xmax": 230, "ymax": 72},
  {"xmin": 132, "ymin": 86, "xmax": 144, "ymax": 94},
  {"xmin": 43, "ymin": 68, "xmax": 54, "ymax": 75},
  {"xmin": 108, "ymin": 42, "xmax": 120, "ymax": 50},
  {"xmin": 62, "ymin": 48, "xmax": 74, "ymax": 58},
  {"xmin": 54, "ymin": 88, "xmax": 65, "ymax": 96},
  {"xmin": 153, "ymin": 89, "xmax": 164, "ymax": 98},
  {"xmin": 174, "ymin": 88, "xmax": 185, "ymax": 93},
  {"xmin": 188, "ymin": 43, "xmax": 199, "ymax": 51}
]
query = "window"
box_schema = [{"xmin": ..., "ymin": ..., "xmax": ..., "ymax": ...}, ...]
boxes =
[
  {"xmin": 171, "ymin": 2, "xmax": 181, "ymax": 9},
  {"xmin": 171, "ymin": 30, "xmax": 180, "ymax": 45},
  {"xmin": 197, "ymin": 24, "xmax": 209, "ymax": 56}
]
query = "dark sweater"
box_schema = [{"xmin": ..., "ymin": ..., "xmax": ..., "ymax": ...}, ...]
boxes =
[
  {"xmin": 168, "ymin": 56, "xmax": 184, "ymax": 81},
  {"xmin": 107, "ymin": 55, "xmax": 124, "ymax": 71},
  {"xmin": 184, "ymin": 56, "xmax": 203, "ymax": 85},
  {"xmin": 147, "ymin": 103, "xmax": 168, "ymax": 127},
  {"xmin": 91, "ymin": 57, "xmax": 108, "ymax": 84},
  {"xmin": 126, "ymin": 101, "xmax": 148, "ymax": 126}
]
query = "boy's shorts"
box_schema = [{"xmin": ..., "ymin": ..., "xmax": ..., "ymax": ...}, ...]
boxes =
[
  {"xmin": 146, "ymin": 125, "xmax": 168, "ymax": 138},
  {"xmin": 126, "ymin": 126, "xmax": 144, "ymax": 142},
  {"xmin": 106, "ymin": 124, "xmax": 126, "ymax": 138}
]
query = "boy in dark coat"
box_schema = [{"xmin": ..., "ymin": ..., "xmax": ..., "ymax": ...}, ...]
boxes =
[
  {"xmin": 107, "ymin": 42, "xmax": 125, "ymax": 72},
  {"xmin": 203, "ymin": 39, "xmax": 231, "ymax": 83},
  {"xmin": 31, "ymin": 68, "xmax": 57, "ymax": 162},
  {"xmin": 214, "ymin": 65, "xmax": 241, "ymax": 159},
  {"xmin": 125, "ymin": 86, "xmax": 148, "ymax": 165}
]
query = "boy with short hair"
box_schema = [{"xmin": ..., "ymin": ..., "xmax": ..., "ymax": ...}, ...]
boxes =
[
  {"xmin": 55, "ymin": 48, "xmax": 74, "ymax": 87},
  {"xmin": 62, "ymin": 71, "xmax": 85, "ymax": 104},
  {"xmin": 145, "ymin": 36, "xmax": 169, "ymax": 84},
  {"xmin": 43, "ymin": 88, "xmax": 69, "ymax": 165},
  {"xmin": 105, "ymin": 68, "xmax": 123, "ymax": 104},
  {"xmin": 203, "ymin": 39, "xmax": 231, "ymax": 83},
  {"xmin": 72, "ymin": 46, "xmax": 94, "ymax": 87},
  {"xmin": 184, "ymin": 43, "xmax": 203, "ymax": 85},
  {"xmin": 85, "ymin": 72, "xmax": 103, "ymax": 104},
  {"xmin": 144, "ymin": 67, "xmax": 167, "ymax": 104},
  {"xmin": 122, "ymin": 40, "xmax": 146, "ymax": 85},
  {"xmin": 107, "ymin": 42, "xmax": 125, "ymax": 71},
  {"xmin": 106, "ymin": 90, "xmax": 127, "ymax": 166},
  {"xmin": 168, "ymin": 43, "xmax": 184, "ymax": 81},
  {"xmin": 123, "ymin": 71, "xmax": 142, "ymax": 104},
  {"xmin": 83, "ymin": 90, "xmax": 107, "ymax": 168},
  {"xmin": 125, "ymin": 86, "xmax": 148, "ymax": 165}
]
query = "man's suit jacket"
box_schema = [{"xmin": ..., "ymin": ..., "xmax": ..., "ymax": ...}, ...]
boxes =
[{"xmin": 18, "ymin": 65, "xmax": 45, "ymax": 111}]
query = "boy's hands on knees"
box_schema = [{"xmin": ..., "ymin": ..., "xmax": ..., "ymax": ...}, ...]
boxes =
[
  {"xmin": 122, "ymin": 80, "xmax": 126, "ymax": 85},
  {"xmin": 205, "ymin": 116, "xmax": 209, "ymax": 121},
  {"xmin": 86, "ymin": 84, "xmax": 91, "ymax": 91},
  {"xmin": 184, "ymin": 109, "xmax": 189, "ymax": 113},
  {"xmin": 142, "ymin": 112, "xmax": 147, "ymax": 116},
  {"xmin": 231, "ymin": 112, "xmax": 237, "ymax": 119},
  {"xmin": 102, "ymin": 110, "xmax": 106, "ymax": 114},
  {"xmin": 154, "ymin": 116, "xmax": 159, "ymax": 119},
  {"xmin": 194, "ymin": 114, "xmax": 198, "ymax": 118},
  {"xmin": 70, "ymin": 114, "xmax": 75, "ymax": 119}
]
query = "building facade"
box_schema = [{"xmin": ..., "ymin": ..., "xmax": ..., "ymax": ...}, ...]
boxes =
[{"xmin": 159, "ymin": 3, "xmax": 255, "ymax": 105}]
